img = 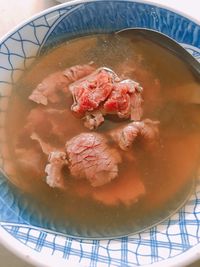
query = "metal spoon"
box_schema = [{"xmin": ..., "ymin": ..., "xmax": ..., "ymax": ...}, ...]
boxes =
[{"xmin": 116, "ymin": 28, "xmax": 200, "ymax": 78}]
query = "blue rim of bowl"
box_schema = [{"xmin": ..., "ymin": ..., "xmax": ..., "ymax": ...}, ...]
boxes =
[{"xmin": 0, "ymin": 0, "xmax": 200, "ymax": 47}]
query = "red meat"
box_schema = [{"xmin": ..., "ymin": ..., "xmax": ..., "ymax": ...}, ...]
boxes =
[
  {"xmin": 110, "ymin": 119, "xmax": 159, "ymax": 151},
  {"xmin": 65, "ymin": 133, "xmax": 121, "ymax": 187},
  {"xmin": 70, "ymin": 68, "xmax": 114, "ymax": 114},
  {"xmin": 104, "ymin": 79, "xmax": 143, "ymax": 120},
  {"xmin": 70, "ymin": 68, "xmax": 143, "ymax": 129},
  {"xmin": 29, "ymin": 64, "xmax": 94, "ymax": 105},
  {"xmin": 45, "ymin": 151, "xmax": 68, "ymax": 189}
]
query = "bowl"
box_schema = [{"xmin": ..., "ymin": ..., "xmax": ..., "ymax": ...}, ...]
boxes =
[{"xmin": 0, "ymin": 1, "xmax": 200, "ymax": 266}]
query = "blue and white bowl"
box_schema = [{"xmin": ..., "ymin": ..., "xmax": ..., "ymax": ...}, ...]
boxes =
[{"xmin": 0, "ymin": 1, "xmax": 200, "ymax": 266}]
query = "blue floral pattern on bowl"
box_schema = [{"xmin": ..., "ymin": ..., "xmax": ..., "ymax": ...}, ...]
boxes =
[{"xmin": 0, "ymin": 1, "xmax": 200, "ymax": 266}]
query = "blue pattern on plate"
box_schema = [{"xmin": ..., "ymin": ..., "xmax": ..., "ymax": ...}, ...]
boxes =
[
  {"xmin": 1, "ymin": 185, "xmax": 200, "ymax": 267},
  {"xmin": 0, "ymin": 1, "xmax": 200, "ymax": 266}
]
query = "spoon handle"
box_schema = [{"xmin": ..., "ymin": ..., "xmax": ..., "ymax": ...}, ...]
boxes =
[{"xmin": 117, "ymin": 28, "xmax": 200, "ymax": 78}]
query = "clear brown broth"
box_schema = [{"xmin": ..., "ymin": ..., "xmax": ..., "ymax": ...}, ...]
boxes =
[{"xmin": 6, "ymin": 34, "xmax": 200, "ymax": 237}]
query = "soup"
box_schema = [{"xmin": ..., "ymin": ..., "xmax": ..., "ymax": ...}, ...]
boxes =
[{"xmin": 5, "ymin": 33, "xmax": 200, "ymax": 237}]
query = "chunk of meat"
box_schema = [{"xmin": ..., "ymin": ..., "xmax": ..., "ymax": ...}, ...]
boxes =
[
  {"xmin": 25, "ymin": 107, "xmax": 49, "ymax": 134},
  {"xmin": 45, "ymin": 151, "xmax": 68, "ymax": 189},
  {"xmin": 30, "ymin": 132, "xmax": 55, "ymax": 155},
  {"xmin": 22, "ymin": 107, "xmax": 86, "ymax": 147},
  {"xmin": 15, "ymin": 147, "xmax": 46, "ymax": 178},
  {"xmin": 25, "ymin": 108, "xmax": 65, "ymax": 142},
  {"xmin": 70, "ymin": 68, "xmax": 115, "ymax": 114},
  {"xmin": 103, "ymin": 79, "xmax": 143, "ymax": 120},
  {"xmin": 110, "ymin": 119, "xmax": 159, "ymax": 151},
  {"xmin": 70, "ymin": 68, "xmax": 143, "ymax": 129},
  {"xmin": 15, "ymin": 106, "xmax": 86, "ymax": 179},
  {"xmin": 65, "ymin": 133, "xmax": 121, "ymax": 187},
  {"xmin": 29, "ymin": 71, "xmax": 68, "ymax": 105},
  {"xmin": 116, "ymin": 60, "xmax": 161, "ymax": 116},
  {"xmin": 83, "ymin": 111, "xmax": 104, "ymax": 130},
  {"xmin": 29, "ymin": 64, "xmax": 95, "ymax": 105},
  {"xmin": 63, "ymin": 64, "xmax": 95, "ymax": 90}
]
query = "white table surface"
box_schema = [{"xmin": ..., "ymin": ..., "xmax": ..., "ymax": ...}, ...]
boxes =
[{"xmin": 0, "ymin": 0, "xmax": 199, "ymax": 266}]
